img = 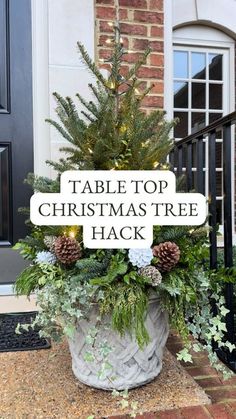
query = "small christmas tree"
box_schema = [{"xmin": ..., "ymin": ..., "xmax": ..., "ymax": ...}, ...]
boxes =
[{"xmin": 41, "ymin": 7, "xmax": 175, "ymax": 177}]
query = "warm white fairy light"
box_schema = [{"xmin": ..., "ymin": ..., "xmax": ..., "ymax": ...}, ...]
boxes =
[
  {"xmin": 69, "ymin": 230, "xmax": 76, "ymax": 239},
  {"xmin": 153, "ymin": 161, "xmax": 159, "ymax": 168}
]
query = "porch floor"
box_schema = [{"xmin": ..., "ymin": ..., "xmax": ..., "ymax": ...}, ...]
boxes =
[{"xmin": 0, "ymin": 332, "xmax": 235, "ymax": 418}]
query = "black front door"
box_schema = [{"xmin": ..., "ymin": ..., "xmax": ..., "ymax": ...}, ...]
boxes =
[{"xmin": 0, "ymin": 0, "xmax": 33, "ymax": 284}]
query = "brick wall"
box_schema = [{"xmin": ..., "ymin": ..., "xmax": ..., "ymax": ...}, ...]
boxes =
[{"xmin": 95, "ymin": 0, "xmax": 164, "ymax": 111}]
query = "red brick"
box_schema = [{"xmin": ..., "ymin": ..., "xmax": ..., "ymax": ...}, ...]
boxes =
[
  {"xmin": 99, "ymin": 34, "xmax": 129, "ymax": 49},
  {"xmin": 99, "ymin": 21, "xmax": 114, "ymax": 33},
  {"xmin": 119, "ymin": 65, "xmax": 130, "ymax": 77},
  {"xmin": 180, "ymin": 354, "xmax": 210, "ymax": 368},
  {"xmin": 181, "ymin": 405, "xmax": 211, "ymax": 419},
  {"xmin": 221, "ymin": 375, "xmax": 236, "ymax": 386},
  {"xmin": 207, "ymin": 388, "xmax": 236, "ymax": 403},
  {"xmin": 119, "ymin": 0, "xmax": 147, "ymax": 8},
  {"xmin": 187, "ymin": 366, "xmax": 218, "ymax": 378},
  {"xmin": 151, "ymin": 25, "xmax": 164, "ymax": 38},
  {"xmin": 207, "ymin": 403, "xmax": 235, "ymax": 419},
  {"xmin": 96, "ymin": 0, "xmax": 114, "ymax": 4},
  {"xmin": 134, "ymin": 10, "xmax": 164, "ymax": 24},
  {"xmin": 152, "ymin": 40, "xmax": 165, "ymax": 51},
  {"xmin": 123, "ymin": 52, "xmax": 143, "ymax": 63},
  {"xmin": 99, "ymin": 34, "xmax": 113, "ymax": 45},
  {"xmin": 149, "ymin": 0, "xmax": 163, "ymax": 10},
  {"xmin": 150, "ymin": 54, "xmax": 164, "ymax": 66},
  {"xmin": 151, "ymin": 81, "xmax": 164, "ymax": 94},
  {"xmin": 96, "ymin": 6, "xmax": 115, "ymax": 19},
  {"xmin": 141, "ymin": 95, "xmax": 163, "ymax": 108},
  {"xmin": 196, "ymin": 376, "xmax": 222, "ymax": 389},
  {"xmin": 227, "ymin": 401, "xmax": 236, "ymax": 413},
  {"xmin": 133, "ymin": 39, "xmax": 163, "ymax": 52},
  {"xmin": 120, "ymin": 8, "xmax": 128, "ymax": 19},
  {"xmin": 136, "ymin": 414, "xmax": 158, "ymax": 419},
  {"xmin": 99, "ymin": 63, "xmax": 111, "ymax": 71},
  {"xmin": 157, "ymin": 409, "xmax": 182, "ymax": 418},
  {"xmin": 133, "ymin": 38, "xmax": 149, "ymax": 50},
  {"xmin": 99, "ymin": 48, "xmax": 113, "ymax": 59},
  {"xmin": 137, "ymin": 66, "xmax": 163, "ymax": 78},
  {"xmin": 120, "ymin": 23, "xmax": 147, "ymax": 36}
]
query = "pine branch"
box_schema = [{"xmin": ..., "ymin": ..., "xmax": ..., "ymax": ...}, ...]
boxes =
[{"xmin": 77, "ymin": 42, "xmax": 108, "ymax": 88}]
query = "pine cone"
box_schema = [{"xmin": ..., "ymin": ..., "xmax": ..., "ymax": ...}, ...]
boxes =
[
  {"xmin": 139, "ymin": 265, "xmax": 162, "ymax": 286},
  {"xmin": 44, "ymin": 235, "xmax": 57, "ymax": 252},
  {"xmin": 152, "ymin": 241, "xmax": 180, "ymax": 272},
  {"xmin": 54, "ymin": 236, "xmax": 81, "ymax": 265}
]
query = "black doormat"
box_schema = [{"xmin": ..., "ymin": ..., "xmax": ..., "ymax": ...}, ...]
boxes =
[{"xmin": 0, "ymin": 311, "xmax": 51, "ymax": 352}]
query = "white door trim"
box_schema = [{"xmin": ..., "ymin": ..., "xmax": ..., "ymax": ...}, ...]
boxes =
[
  {"xmin": 0, "ymin": 0, "xmax": 96, "ymax": 296},
  {"xmin": 31, "ymin": 0, "xmax": 51, "ymax": 177}
]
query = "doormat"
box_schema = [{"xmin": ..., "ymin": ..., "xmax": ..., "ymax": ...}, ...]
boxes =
[{"xmin": 0, "ymin": 311, "xmax": 51, "ymax": 352}]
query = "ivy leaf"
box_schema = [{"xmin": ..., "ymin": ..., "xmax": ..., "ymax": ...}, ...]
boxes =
[
  {"xmin": 84, "ymin": 352, "xmax": 95, "ymax": 363},
  {"xmin": 220, "ymin": 306, "xmax": 230, "ymax": 317},
  {"xmin": 177, "ymin": 348, "xmax": 193, "ymax": 363},
  {"xmin": 64, "ymin": 324, "xmax": 75, "ymax": 338},
  {"xmin": 120, "ymin": 399, "xmax": 129, "ymax": 409}
]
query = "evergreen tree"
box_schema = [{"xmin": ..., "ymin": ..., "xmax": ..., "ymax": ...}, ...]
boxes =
[{"xmin": 41, "ymin": 21, "xmax": 175, "ymax": 176}]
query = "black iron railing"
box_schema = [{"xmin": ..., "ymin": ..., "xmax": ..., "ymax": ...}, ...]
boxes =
[{"xmin": 170, "ymin": 111, "xmax": 236, "ymax": 370}]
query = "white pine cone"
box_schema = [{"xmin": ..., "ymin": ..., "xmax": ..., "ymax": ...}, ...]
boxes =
[
  {"xmin": 44, "ymin": 235, "xmax": 57, "ymax": 252},
  {"xmin": 139, "ymin": 265, "xmax": 162, "ymax": 286}
]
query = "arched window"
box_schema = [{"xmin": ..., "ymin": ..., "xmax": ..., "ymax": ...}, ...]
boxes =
[{"xmin": 173, "ymin": 25, "xmax": 235, "ymax": 227}]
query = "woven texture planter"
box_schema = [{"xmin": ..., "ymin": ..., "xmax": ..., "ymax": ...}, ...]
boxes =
[{"xmin": 68, "ymin": 294, "xmax": 169, "ymax": 390}]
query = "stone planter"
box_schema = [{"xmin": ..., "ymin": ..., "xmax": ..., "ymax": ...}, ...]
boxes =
[{"xmin": 68, "ymin": 294, "xmax": 169, "ymax": 390}]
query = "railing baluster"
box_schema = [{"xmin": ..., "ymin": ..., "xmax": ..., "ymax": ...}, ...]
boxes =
[
  {"xmin": 223, "ymin": 122, "xmax": 234, "ymax": 344},
  {"xmin": 186, "ymin": 143, "xmax": 192, "ymax": 192},
  {"xmin": 172, "ymin": 113, "xmax": 236, "ymax": 369},
  {"xmin": 208, "ymin": 130, "xmax": 217, "ymax": 270},
  {"xmin": 169, "ymin": 149, "xmax": 174, "ymax": 169},
  {"xmin": 196, "ymin": 136, "xmax": 204, "ymax": 194},
  {"xmin": 177, "ymin": 145, "xmax": 183, "ymax": 177}
]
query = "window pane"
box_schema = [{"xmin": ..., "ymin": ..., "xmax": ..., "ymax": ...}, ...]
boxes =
[
  {"xmin": 191, "ymin": 112, "xmax": 205, "ymax": 133},
  {"xmin": 209, "ymin": 54, "xmax": 223, "ymax": 80},
  {"xmin": 191, "ymin": 52, "xmax": 206, "ymax": 79},
  {"xmin": 192, "ymin": 83, "xmax": 206, "ymax": 109},
  {"xmin": 174, "ymin": 51, "xmax": 188, "ymax": 78},
  {"xmin": 174, "ymin": 112, "xmax": 188, "ymax": 138},
  {"xmin": 209, "ymin": 112, "xmax": 222, "ymax": 124},
  {"xmin": 209, "ymin": 84, "xmax": 222, "ymax": 109},
  {"xmin": 174, "ymin": 82, "xmax": 188, "ymax": 108}
]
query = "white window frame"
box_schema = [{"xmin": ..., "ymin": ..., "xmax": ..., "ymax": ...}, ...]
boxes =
[{"xmin": 170, "ymin": 25, "xmax": 235, "ymax": 243}]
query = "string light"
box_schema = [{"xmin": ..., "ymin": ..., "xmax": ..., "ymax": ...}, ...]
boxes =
[
  {"xmin": 153, "ymin": 161, "xmax": 159, "ymax": 168},
  {"xmin": 88, "ymin": 148, "xmax": 93, "ymax": 154},
  {"xmin": 69, "ymin": 230, "xmax": 76, "ymax": 239},
  {"xmin": 135, "ymin": 88, "xmax": 140, "ymax": 95},
  {"xmin": 106, "ymin": 38, "xmax": 113, "ymax": 44},
  {"xmin": 108, "ymin": 22, "xmax": 114, "ymax": 27}
]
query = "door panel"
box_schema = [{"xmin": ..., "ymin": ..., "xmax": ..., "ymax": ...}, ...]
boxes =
[{"xmin": 0, "ymin": 0, "xmax": 33, "ymax": 284}]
